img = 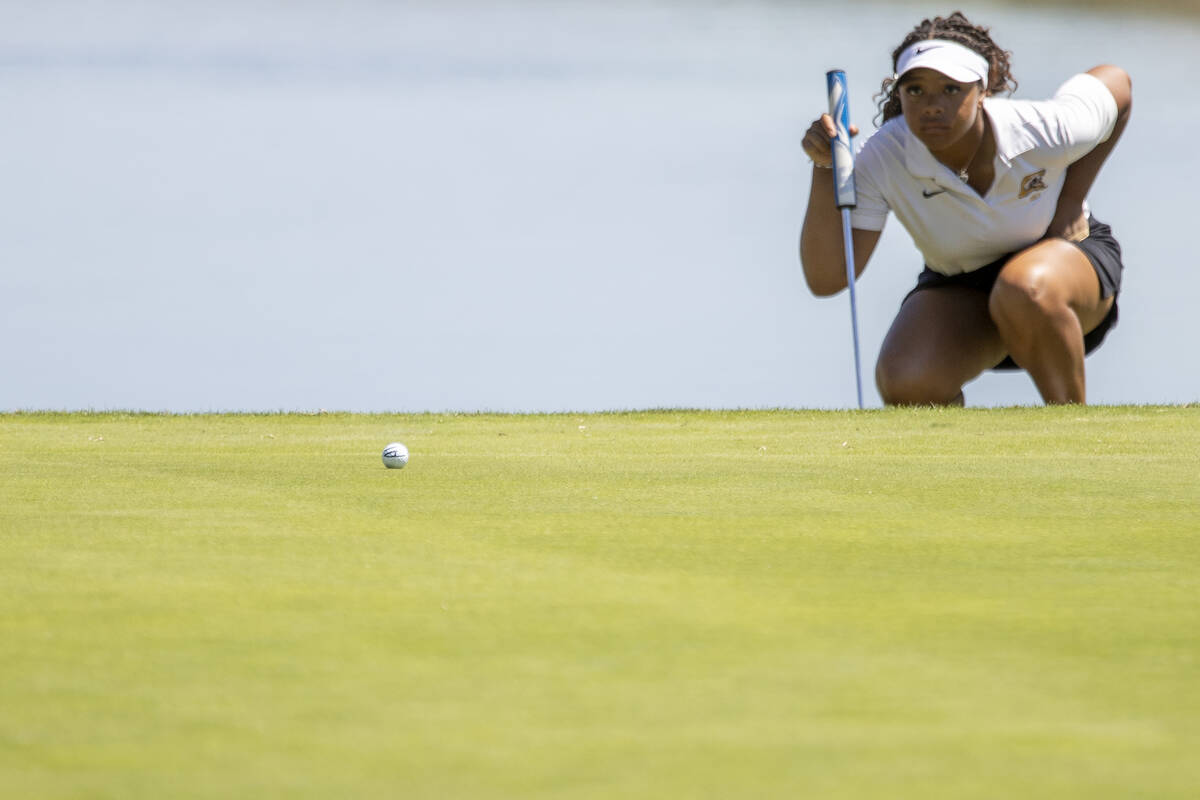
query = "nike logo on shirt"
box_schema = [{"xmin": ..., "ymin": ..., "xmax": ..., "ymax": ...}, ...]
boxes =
[{"xmin": 922, "ymin": 188, "xmax": 948, "ymax": 198}]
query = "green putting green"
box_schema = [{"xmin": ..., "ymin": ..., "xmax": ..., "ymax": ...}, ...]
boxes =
[{"xmin": 3, "ymin": 407, "xmax": 1198, "ymax": 798}]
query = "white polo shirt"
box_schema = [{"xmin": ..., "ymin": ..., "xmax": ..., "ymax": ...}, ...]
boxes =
[{"xmin": 850, "ymin": 73, "xmax": 1119, "ymax": 274}]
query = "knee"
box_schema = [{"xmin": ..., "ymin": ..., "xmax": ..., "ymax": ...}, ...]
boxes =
[
  {"xmin": 875, "ymin": 354, "xmax": 960, "ymax": 406},
  {"xmin": 988, "ymin": 262, "xmax": 1067, "ymax": 329}
]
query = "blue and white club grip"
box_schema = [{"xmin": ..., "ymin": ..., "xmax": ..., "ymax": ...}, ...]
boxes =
[{"xmin": 825, "ymin": 69, "xmax": 857, "ymax": 209}]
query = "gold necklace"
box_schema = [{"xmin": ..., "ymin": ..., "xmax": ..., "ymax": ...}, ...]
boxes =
[{"xmin": 956, "ymin": 119, "xmax": 986, "ymax": 183}]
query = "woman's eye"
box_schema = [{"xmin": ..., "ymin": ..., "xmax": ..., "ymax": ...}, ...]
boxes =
[
  {"xmin": 904, "ymin": 86, "xmax": 922, "ymax": 96},
  {"xmin": 945, "ymin": 85, "xmax": 961, "ymax": 95}
]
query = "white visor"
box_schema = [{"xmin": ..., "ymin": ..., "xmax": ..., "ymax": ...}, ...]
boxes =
[{"xmin": 895, "ymin": 39, "xmax": 989, "ymax": 85}]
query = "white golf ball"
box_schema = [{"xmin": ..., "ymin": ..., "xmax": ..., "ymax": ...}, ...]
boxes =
[{"xmin": 382, "ymin": 442, "xmax": 409, "ymax": 469}]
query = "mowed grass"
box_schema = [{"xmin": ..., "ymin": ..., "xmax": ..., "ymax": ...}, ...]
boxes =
[{"xmin": 2, "ymin": 407, "xmax": 1198, "ymax": 798}]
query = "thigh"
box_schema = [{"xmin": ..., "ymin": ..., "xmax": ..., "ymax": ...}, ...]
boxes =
[
  {"xmin": 878, "ymin": 287, "xmax": 1009, "ymax": 393},
  {"xmin": 996, "ymin": 239, "xmax": 1115, "ymax": 334}
]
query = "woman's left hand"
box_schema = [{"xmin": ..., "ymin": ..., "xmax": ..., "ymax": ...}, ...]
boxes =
[{"xmin": 1045, "ymin": 207, "xmax": 1090, "ymax": 242}]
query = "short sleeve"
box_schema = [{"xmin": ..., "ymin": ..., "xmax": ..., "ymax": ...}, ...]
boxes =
[
  {"xmin": 848, "ymin": 138, "xmax": 889, "ymax": 232},
  {"xmin": 1051, "ymin": 73, "xmax": 1119, "ymax": 163}
]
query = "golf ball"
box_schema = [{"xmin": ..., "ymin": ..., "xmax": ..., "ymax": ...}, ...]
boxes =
[{"xmin": 382, "ymin": 442, "xmax": 409, "ymax": 469}]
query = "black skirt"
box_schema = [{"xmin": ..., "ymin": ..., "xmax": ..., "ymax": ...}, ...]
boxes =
[{"xmin": 903, "ymin": 216, "xmax": 1123, "ymax": 370}]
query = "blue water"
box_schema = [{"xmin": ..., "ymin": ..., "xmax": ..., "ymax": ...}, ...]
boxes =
[{"xmin": 3, "ymin": 0, "xmax": 1197, "ymax": 410}]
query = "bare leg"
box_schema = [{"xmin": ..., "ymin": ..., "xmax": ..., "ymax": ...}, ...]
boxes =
[
  {"xmin": 988, "ymin": 240, "xmax": 1114, "ymax": 404},
  {"xmin": 876, "ymin": 287, "xmax": 1008, "ymax": 406}
]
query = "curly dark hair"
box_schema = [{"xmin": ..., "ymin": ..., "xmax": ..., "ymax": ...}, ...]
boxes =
[{"xmin": 875, "ymin": 11, "xmax": 1017, "ymax": 125}]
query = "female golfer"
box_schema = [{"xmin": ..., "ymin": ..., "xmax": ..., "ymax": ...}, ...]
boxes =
[{"xmin": 800, "ymin": 12, "xmax": 1132, "ymax": 405}]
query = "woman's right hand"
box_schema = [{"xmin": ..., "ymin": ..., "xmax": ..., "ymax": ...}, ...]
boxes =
[{"xmin": 802, "ymin": 114, "xmax": 859, "ymax": 168}]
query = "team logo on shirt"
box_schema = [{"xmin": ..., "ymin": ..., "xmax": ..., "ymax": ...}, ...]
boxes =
[{"xmin": 1019, "ymin": 169, "xmax": 1048, "ymax": 199}]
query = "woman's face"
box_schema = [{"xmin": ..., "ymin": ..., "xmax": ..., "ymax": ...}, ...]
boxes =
[{"xmin": 898, "ymin": 67, "xmax": 985, "ymax": 152}]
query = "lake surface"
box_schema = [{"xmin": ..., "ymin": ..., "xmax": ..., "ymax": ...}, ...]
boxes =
[{"xmin": 3, "ymin": 0, "xmax": 1198, "ymax": 411}]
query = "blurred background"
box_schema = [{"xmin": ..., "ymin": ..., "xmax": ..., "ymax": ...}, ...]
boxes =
[{"xmin": 3, "ymin": 0, "xmax": 1197, "ymax": 411}]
